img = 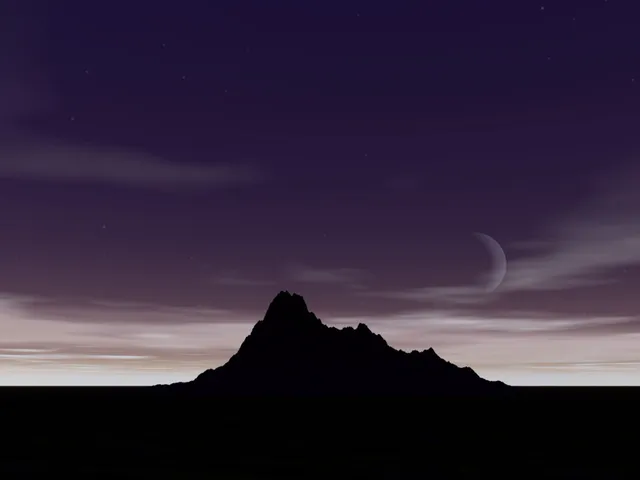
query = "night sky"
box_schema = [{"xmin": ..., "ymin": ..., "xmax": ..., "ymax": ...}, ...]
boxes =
[{"xmin": 1, "ymin": 0, "xmax": 640, "ymax": 385}]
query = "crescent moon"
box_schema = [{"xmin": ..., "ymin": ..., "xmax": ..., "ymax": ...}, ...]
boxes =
[{"xmin": 473, "ymin": 232, "xmax": 507, "ymax": 292}]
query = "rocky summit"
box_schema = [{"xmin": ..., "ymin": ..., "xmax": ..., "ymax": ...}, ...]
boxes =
[{"xmin": 160, "ymin": 291, "xmax": 510, "ymax": 395}]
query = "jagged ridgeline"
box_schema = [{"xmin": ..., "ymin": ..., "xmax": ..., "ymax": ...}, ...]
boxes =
[{"xmin": 157, "ymin": 291, "xmax": 510, "ymax": 395}]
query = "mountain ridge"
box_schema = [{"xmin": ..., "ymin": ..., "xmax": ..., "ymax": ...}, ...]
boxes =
[{"xmin": 158, "ymin": 291, "xmax": 509, "ymax": 394}]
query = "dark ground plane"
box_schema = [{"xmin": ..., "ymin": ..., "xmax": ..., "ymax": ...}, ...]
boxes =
[{"xmin": 0, "ymin": 386, "xmax": 637, "ymax": 477}]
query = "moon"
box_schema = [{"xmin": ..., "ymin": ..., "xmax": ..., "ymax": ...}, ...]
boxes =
[{"xmin": 473, "ymin": 232, "xmax": 507, "ymax": 292}]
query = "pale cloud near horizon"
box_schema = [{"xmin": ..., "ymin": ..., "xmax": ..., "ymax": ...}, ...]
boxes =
[
  {"xmin": 1, "ymin": 291, "xmax": 639, "ymax": 385},
  {"xmin": 4, "ymin": 294, "xmax": 254, "ymax": 326}
]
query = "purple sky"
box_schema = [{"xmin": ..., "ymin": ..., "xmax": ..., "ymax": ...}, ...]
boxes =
[{"xmin": 1, "ymin": 0, "xmax": 640, "ymax": 385}]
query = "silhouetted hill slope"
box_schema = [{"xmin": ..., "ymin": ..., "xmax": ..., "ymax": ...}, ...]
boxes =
[{"xmin": 161, "ymin": 291, "xmax": 509, "ymax": 394}]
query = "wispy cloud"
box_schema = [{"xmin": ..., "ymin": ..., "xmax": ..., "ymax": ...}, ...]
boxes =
[
  {"xmin": 330, "ymin": 309, "xmax": 639, "ymax": 338},
  {"xmin": 0, "ymin": 8, "xmax": 263, "ymax": 191},
  {"xmin": 287, "ymin": 264, "xmax": 368, "ymax": 289},
  {"xmin": 211, "ymin": 273, "xmax": 274, "ymax": 287},
  {"xmin": 366, "ymin": 285, "xmax": 490, "ymax": 305},
  {"xmin": 498, "ymin": 166, "xmax": 640, "ymax": 292},
  {"xmin": 0, "ymin": 141, "xmax": 264, "ymax": 190},
  {"xmin": 0, "ymin": 352, "xmax": 148, "ymax": 361}
]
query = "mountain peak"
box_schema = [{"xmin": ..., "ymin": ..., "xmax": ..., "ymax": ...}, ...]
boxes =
[
  {"xmin": 166, "ymin": 291, "xmax": 510, "ymax": 394},
  {"xmin": 263, "ymin": 290, "xmax": 309, "ymax": 323},
  {"xmin": 228, "ymin": 291, "xmax": 321, "ymax": 361},
  {"xmin": 356, "ymin": 322, "xmax": 371, "ymax": 333}
]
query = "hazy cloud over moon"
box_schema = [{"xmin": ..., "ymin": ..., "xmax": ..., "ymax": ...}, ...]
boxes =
[{"xmin": 371, "ymin": 162, "xmax": 640, "ymax": 306}]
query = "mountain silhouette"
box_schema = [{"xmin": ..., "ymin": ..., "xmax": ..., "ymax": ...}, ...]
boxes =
[{"xmin": 161, "ymin": 291, "xmax": 509, "ymax": 394}]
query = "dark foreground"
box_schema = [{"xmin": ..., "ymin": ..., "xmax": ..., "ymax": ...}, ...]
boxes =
[{"xmin": 1, "ymin": 387, "xmax": 638, "ymax": 477}]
